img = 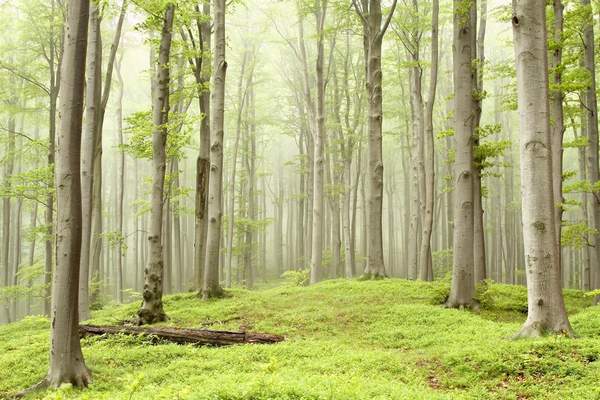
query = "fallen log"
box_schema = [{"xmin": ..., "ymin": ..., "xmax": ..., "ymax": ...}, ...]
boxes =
[{"xmin": 79, "ymin": 324, "xmax": 284, "ymax": 346}]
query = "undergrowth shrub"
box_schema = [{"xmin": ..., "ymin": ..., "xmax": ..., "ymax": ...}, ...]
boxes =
[{"xmin": 281, "ymin": 270, "xmax": 309, "ymax": 287}]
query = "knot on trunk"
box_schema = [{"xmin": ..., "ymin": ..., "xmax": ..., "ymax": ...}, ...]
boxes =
[{"xmin": 533, "ymin": 221, "xmax": 545, "ymax": 233}]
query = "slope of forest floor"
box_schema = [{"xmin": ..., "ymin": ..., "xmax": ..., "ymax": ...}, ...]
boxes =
[{"xmin": 1, "ymin": 279, "xmax": 600, "ymax": 399}]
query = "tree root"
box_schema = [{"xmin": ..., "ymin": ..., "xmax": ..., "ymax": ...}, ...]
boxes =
[
  {"xmin": 12, "ymin": 378, "xmax": 49, "ymax": 399},
  {"xmin": 513, "ymin": 321, "xmax": 574, "ymax": 339}
]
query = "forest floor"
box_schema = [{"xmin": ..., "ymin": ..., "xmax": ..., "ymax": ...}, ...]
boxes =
[{"xmin": 1, "ymin": 279, "xmax": 600, "ymax": 399}]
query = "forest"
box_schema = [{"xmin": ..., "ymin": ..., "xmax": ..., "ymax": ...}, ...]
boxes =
[{"xmin": 1, "ymin": 0, "xmax": 600, "ymax": 398}]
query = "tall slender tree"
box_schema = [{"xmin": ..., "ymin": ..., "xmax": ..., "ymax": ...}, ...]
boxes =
[
  {"xmin": 511, "ymin": 0, "xmax": 572, "ymax": 337},
  {"xmin": 310, "ymin": 0, "xmax": 328, "ymax": 284},
  {"xmin": 352, "ymin": 0, "xmax": 397, "ymax": 279},
  {"xmin": 447, "ymin": 0, "xmax": 476, "ymax": 308},
  {"xmin": 137, "ymin": 3, "xmax": 174, "ymax": 325},
  {"xmin": 203, "ymin": 0, "xmax": 227, "ymax": 299},
  {"xmin": 47, "ymin": 0, "xmax": 91, "ymax": 387}
]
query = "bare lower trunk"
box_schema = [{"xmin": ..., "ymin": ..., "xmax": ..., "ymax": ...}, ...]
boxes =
[
  {"xmin": 137, "ymin": 4, "xmax": 174, "ymax": 324},
  {"xmin": 512, "ymin": 0, "xmax": 572, "ymax": 337},
  {"xmin": 47, "ymin": 0, "xmax": 91, "ymax": 387}
]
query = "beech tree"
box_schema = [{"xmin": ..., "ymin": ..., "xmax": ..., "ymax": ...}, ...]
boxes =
[
  {"xmin": 47, "ymin": 0, "xmax": 91, "ymax": 387},
  {"xmin": 512, "ymin": 0, "xmax": 572, "ymax": 337},
  {"xmin": 352, "ymin": 0, "xmax": 397, "ymax": 279},
  {"xmin": 202, "ymin": 0, "xmax": 227, "ymax": 299},
  {"xmin": 447, "ymin": 0, "xmax": 476, "ymax": 308},
  {"xmin": 137, "ymin": 3, "xmax": 175, "ymax": 325}
]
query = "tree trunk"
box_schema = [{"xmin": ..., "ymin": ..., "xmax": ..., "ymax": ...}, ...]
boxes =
[
  {"xmin": 549, "ymin": 0, "xmax": 564, "ymax": 285},
  {"xmin": 2, "ymin": 116, "xmax": 15, "ymax": 322},
  {"xmin": 447, "ymin": 0, "xmax": 476, "ymax": 308},
  {"xmin": 511, "ymin": 0, "xmax": 572, "ymax": 337},
  {"xmin": 310, "ymin": 0, "xmax": 327, "ymax": 284},
  {"xmin": 47, "ymin": 0, "xmax": 91, "ymax": 386},
  {"xmin": 244, "ymin": 81, "xmax": 257, "ymax": 289},
  {"xmin": 191, "ymin": 1, "xmax": 211, "ymax": 292},
  {"xmin": 136, "ymin": 4, "xmax": 174, "ymax": 325},
  {"xmin": 79, "ymin": 3, "xmax": 102, "ymax": 320},
  {"xmin": 225, "ymin": 50, "xmax": 248, "ymax": 288},
  {"xmin": 582, "ymin": 0, "xmax": 600, "ymax": 294},
  {"xmin": 203, "ymin": 0, "xmax": 227, "ymax": 299},
  {"xmin": 116, "ymin": 56, "xmax": 125, "ymax": 303},
  {"xmin": 419, "ymin": 0, "xmax": 439, "ymax": 281},
  {"xmin": 357, "ymin": 0, "xmax": 396, "ymax": 278}
]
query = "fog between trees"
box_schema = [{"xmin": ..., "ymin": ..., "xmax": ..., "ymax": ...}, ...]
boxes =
[{"xmin": 0, "ymin": 0, "xmax": 598, "ymax": 392}]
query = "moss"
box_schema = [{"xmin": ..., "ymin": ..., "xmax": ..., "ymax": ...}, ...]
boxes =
[{"xmin": 1, "ymin": 279, "xmax": 599, "ymax": 399}]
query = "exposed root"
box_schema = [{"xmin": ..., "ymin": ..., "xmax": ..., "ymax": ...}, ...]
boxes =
[
  {"xmin": 12, "ymin": 378, "xmax": 49, "ymax": 399},
  {"xmin": 134, "ymin": 308, "xmax": 168, "ymax": 326},
  {"xmin": 200, "ymin": 286, "xmax": 226, "ymax": 300},
  {"xmin": 47, "ymin": 364, "xmax": 92, "ymax": 389},
  {"xmin": 513, "ymin": 321, "xmax": 574, "ymax": 340},
  {"xmin": 444, "ymin": 299, "xmax": 480, "ymax": 312},
  {"xmin": 357, "ymin": 272, "xmax": 387, "ymax": 281}
]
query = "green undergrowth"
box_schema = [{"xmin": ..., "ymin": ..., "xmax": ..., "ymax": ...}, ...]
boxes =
[{"xmin": 1, "ymin": 279, "xmax": 599, "ymax": 399}]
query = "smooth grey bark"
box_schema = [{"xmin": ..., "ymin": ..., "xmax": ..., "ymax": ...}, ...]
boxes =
[
  {"xmin": 225, "ymin": 50, "xmax": 250, "ymax": 288},
  {"xmin": 576, "ymin": 122, "xmax": 591, "ymax": 290},
  {"xmin": 244, "ymin": 82, "xmax": 257, "ymax": 288},
  {"xmin": 406, "ymin": 60, "xmax": 422, "ymax": 280},
  {"xmin": 297, "ymin": 9, "xmax": 315, "ymax": 267},
  {"xmin": 447, "ymin": 0, "xmax": 476, "ymax": 308},
  {"xmin": 512, "ymin": 0, "xmax": 572, "ymax": 337},
  {"xmin": 91, "ymin": 0, "xmax": 127, "ymax": 305},
  {"xmin": 353, "ymin": 0, "xmax": 397, "ymax": 279},
  {"xmin": 340, "ymin": 33, "xmax": 362, "ymax": 278},
  {"xmin": 310, "ymin": 0, "xmax": 328, "ymax": 284},
  {"xmin": 296, "ymin": 105, "xmax": 306, "ymax": 269},
  {"xmin": 550, "ymin": 0, "xmax": 564, "ymax": 286},
  {"xmin": 473, "ymin": 0, "xmax": 487, "ymax": 285},
  {"xmin": 582, "ymin": 0, "xmax": 600, "ymax": 293},
  {"xmin": 44, "ymin": 0, "xmax": 62, "ymax": 318},
  {"xmin": 47, "ymin": 0, "xmax": 90, "ymax": 387},
  {"xmin": 273, "ymin": 175, "xmax": 284, "ymax": 275},
  {"xmin": 26, "ymin": 199, "xmax": 39, "ymax": 316},
  {"xmin": 115, "ymin": 56, "xmax": 125, "ymax": 303},
  {"xmin": 419, "ymin": 0, "xmax": 439, "ymax": 281},
  {"xmin": 136, "ymin": 4, "xmax": 174, "ymax": 325},
  {"xmin": 79, "ymin": 2, "xmax": 101, "ymax": 320},
  {"xmin": 180, "ymin": 1, "xmax": 211, "ymax": 292},
  {"xmin": 203, "ymin": 0, "xmax": 227, "ymax": 299},
  {"xmin": 2, "ymin": 115, "xmax": 15, "ymax": 322}
]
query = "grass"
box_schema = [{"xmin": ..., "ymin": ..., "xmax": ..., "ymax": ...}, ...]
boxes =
[{"xmin": 1, "ymin": 279, "xmax": 599, "ymax": 399}]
